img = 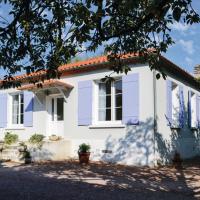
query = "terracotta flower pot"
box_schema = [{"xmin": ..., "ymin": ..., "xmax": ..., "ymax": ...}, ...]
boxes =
[
  {"xmin": 24, "ymin": 157, "xmax": 32, "ymax": 164},
  {"xmin": 78, "ymin": 152, "xmax": 90, "ymax": 164}
]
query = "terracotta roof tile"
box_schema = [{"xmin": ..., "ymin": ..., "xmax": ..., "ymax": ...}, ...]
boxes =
[
  {"xmin": 18, "ymin": 79, "xmax": 73, "ymax": 91},
  {"xmin": 0, "ymin": 52, "xmax": 197, "ymax": 87}
]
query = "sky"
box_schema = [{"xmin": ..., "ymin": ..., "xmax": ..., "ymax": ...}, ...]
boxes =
[
  {"xmin": 73, "ymin": 0, "xmax": 200, "ymax": 75},
  {"xmin": 0, "ymin": 1, "xmax": 200, "ymax": 77},
  {"xmin": 164, "ymin": 0, "xmax": 200, "ymax": 74}
]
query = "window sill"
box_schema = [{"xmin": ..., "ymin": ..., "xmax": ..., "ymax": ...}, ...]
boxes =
[
  {"xmin": 89, "ymin": 124, "xmax": 125, "ymax": 129},
  {"xmin": 5, "ymin": 126, "xmax": 25, "ymax": 130}
]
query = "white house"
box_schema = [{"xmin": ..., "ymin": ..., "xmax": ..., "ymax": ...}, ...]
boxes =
[{"xmin": 0, "ymin": 53, "xmax": 200, "ymax": 166}]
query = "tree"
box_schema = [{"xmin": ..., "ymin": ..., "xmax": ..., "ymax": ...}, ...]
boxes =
[{"xmin": 0, "ymin": 0, "xmax": 199, "ymax": 86}]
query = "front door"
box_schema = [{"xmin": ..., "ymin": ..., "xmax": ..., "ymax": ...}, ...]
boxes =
[{"xmin": 47, "ymin": 96, "xmax": 64, "ymax": 137}]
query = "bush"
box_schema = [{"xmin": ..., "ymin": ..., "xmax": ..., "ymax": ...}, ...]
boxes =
[
  {"xmin": 78, "ymin": 143, "xmax": 91, "ymax": 153},
  {"xmin": 29, "ymin": 134, "xmax": 45, "ymax": 145},
  {"xmin": 4, "ymin": 132, "xmax": 18, "ymax": 145}
]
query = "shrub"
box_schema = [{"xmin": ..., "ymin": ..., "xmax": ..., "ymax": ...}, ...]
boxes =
[
  {"xmin": 29, "ymin": 134, "xmax": 45, "ymax": 145},
  {"xmin": 78, "ymin": 143, "xmax": 91, "ymax": 153},
  {"xmin": 4, "ymin": 132, "xmax": 18, "ymax": 145},
  {"xmin": 18, "ymin": 142, "xmax": 31, "ymax": 159}
]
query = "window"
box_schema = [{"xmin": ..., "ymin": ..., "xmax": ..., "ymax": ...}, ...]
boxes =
[
  {"xmin": 57, "ymin": 97, "xmax": 64, "ymax": 121},
  {"xmin": 98, "ymin": 78, "xmax": 122, "ymax": 122},
  {"xmin": 12, "ymin": 93, "xmax": 24, "ymax": 124},
  {"xmin": 172, "ymin": 82, "xmax": 179, "ymax": 126},
  {"xmin": 191, "ymin": 92, "xmax": 196, "ymax": 127},
  {"xmin": 51, "ymin": 97, "xmax": 64, "ymax": 121}
]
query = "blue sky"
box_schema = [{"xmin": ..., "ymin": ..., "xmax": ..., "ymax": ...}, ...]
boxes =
[
  {"xmin": 0, "ymin": 1, "xmax": 200, "ymax": 78},
  {"xmin": 78, "ymin": 1, "xmax": 200, "ymax": 75},
  {"xmin": 164, "ymin": 0, "xmax": 200, "ymax": 74}
]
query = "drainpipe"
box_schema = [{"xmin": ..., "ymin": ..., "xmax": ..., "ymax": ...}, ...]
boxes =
[{"xmin": 153, "ymin": 69, "xmax": 157, "ymax": 166}]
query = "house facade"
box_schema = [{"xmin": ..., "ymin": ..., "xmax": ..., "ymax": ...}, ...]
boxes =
[{"xmin": 0, "ymin": 54, "xmax": 200, "ymax": 166}]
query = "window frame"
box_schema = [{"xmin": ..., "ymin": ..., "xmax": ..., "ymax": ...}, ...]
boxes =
[
  {"xmin": 190, "ymin": 91, "xmax": 197, "ymax": 128},
  {"xmin": 171, "ymin": 82, "xmax": 180, "ymax": 127},
  {"xmin": 93, "ymin": 77, "xmax": 123, "ymax": 125},
  {"xmin": 10, "ymin": 92, "xmax": 24, "ymax": 126},
  {"xmin": 49, "ymin": 95, "xmax": 64, "ymax": 122}
]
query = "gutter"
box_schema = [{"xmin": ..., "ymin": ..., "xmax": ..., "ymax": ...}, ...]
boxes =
[{"xmin": 153, "ymin": 69, "xmax": 157, "ymax": 166}]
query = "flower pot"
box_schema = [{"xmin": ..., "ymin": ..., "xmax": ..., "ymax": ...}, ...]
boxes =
[
  {"xmin": 78, "ymin": 152, "xmax": 90, "ymax": 164},
  {"xmin": 24, "ymin": 157, "xmax": 31, "ymax": 164},
  {"xmin": 172, "ymin": 152, "xmax": 182, "ymax": 169},
  {"xmin": 49, "ymin": 135, "xmax": 61, "ymax": 141}
]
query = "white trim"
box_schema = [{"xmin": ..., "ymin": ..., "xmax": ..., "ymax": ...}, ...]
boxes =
[
  {"xmin": 8, "ymin": 92, "xmax": 24, "ymax": 127},
  {"xmin": 5, "ymin": 125, "xmax": 25, "ymax": 130},
  {"xmin": 93, "ymin": 78, "xmax": 122, "ymax": 125},
  {"xmin": 89, "ymin": 124, "xmax": 125, "ymax": 129}
]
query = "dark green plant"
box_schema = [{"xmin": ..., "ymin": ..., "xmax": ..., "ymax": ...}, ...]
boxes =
[
  {"xmin": 29, "ymin": 134, "xmax": 45, "ymax": 150},
  {"xmin": 18, "ymin": 142, "xmax": 31, "ymax": 159},
  {"xmin": 29, "ymin": 134, "xmax": 45, "ymax": 145},
  {"xmin": 0, "ymin": 0, "xmax": 199, "ymax": 87},
  {"xmin": 4, "ymin": 132, "xmax": 18, "ymax": 145},
  {"xmin": 22, "ymin": 150, "xmax": 31, "ymax": 159},
  {"xmin": 78, "ymin": 143, "xmax": 91, "ymax": 153}
]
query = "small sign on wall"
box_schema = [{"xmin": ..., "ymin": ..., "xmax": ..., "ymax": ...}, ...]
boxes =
[{"xmin": 102, "ymin": 150, "xmax": 112, "ymax": 154}]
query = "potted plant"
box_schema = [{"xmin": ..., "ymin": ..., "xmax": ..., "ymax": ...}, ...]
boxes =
[
  {"xmin": 49, "ymin": 135, "xmax": 61, "ymax": 141},
  {"xmin": 78, "ymin": 143, "xmax": 91, "ymax": 164},
  {"xmin": 18, "ymin": 142, "xmax": 32, "ymax": 164}
]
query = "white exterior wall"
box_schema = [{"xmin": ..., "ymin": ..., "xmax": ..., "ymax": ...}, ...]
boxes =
[
  {"xmin": 155, "ymin": 72, "xmax": 200, "ymax": 164},
  {"xmin": 0, "ymin": 90, "xmax": 46, "ymax": 141},
  {"xmin": 0, "ymin": 63, "xmax": 155, "ymax": 166},
  {"xmin": 62, "ymin": 63, "xmax": 155, "ymax": 166}
]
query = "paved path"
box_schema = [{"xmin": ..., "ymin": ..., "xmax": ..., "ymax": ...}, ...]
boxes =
[{"xmin": 0, "ymin": 161, "xmax": 199, "ymax": 200}]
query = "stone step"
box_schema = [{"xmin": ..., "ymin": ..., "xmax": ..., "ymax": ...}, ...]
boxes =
[{"xmin": 0, "ymin": 145, "xmax": 21, "ymax": 162}]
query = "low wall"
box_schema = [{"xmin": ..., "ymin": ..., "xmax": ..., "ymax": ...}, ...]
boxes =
[
  {"xmin": 30, "ymin": 140, "xmax": 71, "ymax": 161},
  {"xmin": 0, "ymin": 140, "xmax": 71, "ymax": 162}
]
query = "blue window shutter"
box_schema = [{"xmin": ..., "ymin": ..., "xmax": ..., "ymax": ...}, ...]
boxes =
[
  {"xmin": 122, "ymin": 73, "xmax": 139, "ymax": 125},
  {"xmin": 179, "ymin": 86, "xmax": 184, "ymax": 128},
  {"xmin": 24, "ymin": 91, "xmax": 34, "ymax": 127},
  {"xmin": 78, "ymin": 80, "xmax": 93, "ymax": 125},
  {"xmin": 0, "ymin": 93, "xmax": 7, "ymax": 128},
  {"xmin": 188, "ymin": 91, "xmax": 191, "ymax": 128},
  {"xmin": 166, "ymin": 80, "xmax": 172, "ymax": 126}
]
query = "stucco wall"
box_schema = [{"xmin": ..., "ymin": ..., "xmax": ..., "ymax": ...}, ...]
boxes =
[
  {"xmin": 0, "ymin": 63, "xmax": 155, "ymax": 166},
  {"xmin": 0, "ymin": 90, "xmax": 46, "ymax": 141},
  {"xmin": 155, "ymin": 70, "xmax": 200, "ymax": 164},
  {"xmin": 62, "ymin": 64, "xmax": 155, "ymax": 166}
]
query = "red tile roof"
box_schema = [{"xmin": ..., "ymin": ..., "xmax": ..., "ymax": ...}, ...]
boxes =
[
  {"xmin": 12, "ymin": 53, "xmax": 140, "ymax": 81},
  {"xmin": 18, "ymin": 79, "xmax": 73, "ymax": 91},
  {"xmin": 0, "ymin": 53, "xmax": 197, "ymax": 87}
]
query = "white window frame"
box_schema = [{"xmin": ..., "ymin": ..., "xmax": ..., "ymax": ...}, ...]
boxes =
[
  {"xmin": 10, "ymin": 92, "xmax": 24, "ymax": 126},
  {"xmin": 171, "ymin": 82, "xmax": 180, "ymax": 127},
  {"xmin": 93, "ymin": 77, "xmax": 123, "ymax": 125},
  {"xmin": 49, "ymin": 95, "xmax": 64, "ymax": 122},
  {"xmin": 191, "ymin": 92, "xmax": 197, "ymax": 128}
]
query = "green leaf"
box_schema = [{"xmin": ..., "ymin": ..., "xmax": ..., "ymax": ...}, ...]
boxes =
[{"xmin": 173, "ymin": 7, "xmax": 182, "ymax": 21}]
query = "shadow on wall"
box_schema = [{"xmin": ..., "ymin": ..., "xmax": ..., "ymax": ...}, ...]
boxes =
[
  {"xmin": 102, "ymin": 116, "xmax": 200, "ymax": 166},
  {"xmin": 30, "ymin": 147, "xmax": 53, "ymax": 162},
  {"xmin": 101, "ymin": 118, "xmax": 155, "ymax": 166},
  {"xmin": 155, "ymin": 128, "xmax": 200, "ymax": 164},
  {"xmin": 160, "ymin": 94, "xmax": 200, "ymax": 163}
]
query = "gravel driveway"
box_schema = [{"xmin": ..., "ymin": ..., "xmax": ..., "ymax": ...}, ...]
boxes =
[{"xmin": 0, "ymin": 160, "xmax": 199, "ymax": 200}]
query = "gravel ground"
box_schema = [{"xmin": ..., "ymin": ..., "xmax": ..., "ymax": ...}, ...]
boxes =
[{"xmin": 0, "ymin": 160, "xmax": 199, "ymax": 200}]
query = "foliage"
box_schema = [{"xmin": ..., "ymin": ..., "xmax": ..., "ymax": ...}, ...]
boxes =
[
  {"xmin": 4, "ymin": 132, "xmax": 18, "ymax": 145},
  {"xmin": 78, "ymin": 143, "xmax": 91, "ymax": 153},
  {"xmin": 0, "ymin": 0, "xmax": 199, "ymax": 87},
  {"xmin": 29, "ymin": 134, "xmax": 45, "ymax": 147},
  {"xmin": 18, "ymin": 142, "xmax": 31, "ymax": 159}
]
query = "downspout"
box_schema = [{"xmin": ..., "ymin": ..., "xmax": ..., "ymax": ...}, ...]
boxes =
[{"xmin": 153, "ymin": 69, "xmax": 157, "ymax": 166}]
